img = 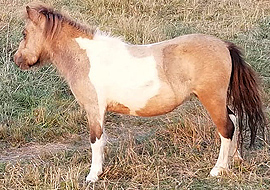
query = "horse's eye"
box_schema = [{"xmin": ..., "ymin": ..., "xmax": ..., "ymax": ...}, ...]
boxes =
[{"xmin": 22, "ymin": 30, "xmax": 27, "ymax": 39}]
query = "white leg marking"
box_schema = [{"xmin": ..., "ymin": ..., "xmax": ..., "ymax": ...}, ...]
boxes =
[
  {"xmin": 210, "ymin": 133, "xmax": 231, "ymax": 176},
  {"xmin": 86, "ymin": 133, "xmax": 107, "ymax": 182},
  {"xmin": 210, "ymin": 114, "xmax": 244, "ymax": 176},
  {"xmin": 228, "ymin": 114, "xmax": 243, "ymax": 162}
]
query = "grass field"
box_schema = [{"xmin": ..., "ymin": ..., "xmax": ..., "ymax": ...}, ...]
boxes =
[{"xmin": 0, "ymin": 0, "xmax": 270, "ymax": 189}]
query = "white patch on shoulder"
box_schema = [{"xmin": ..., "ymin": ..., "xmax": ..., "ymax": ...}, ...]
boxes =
[{"xmin": 75, "ymin": 34, "xmax": 160, "ymax": 114}]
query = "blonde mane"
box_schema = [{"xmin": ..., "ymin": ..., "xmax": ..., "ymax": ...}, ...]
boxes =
[{"xmin": 26, "ymin": 3, "xmax": 96, "ymax": 39}]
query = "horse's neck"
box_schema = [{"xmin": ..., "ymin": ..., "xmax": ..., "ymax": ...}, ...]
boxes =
[{"xmin": 50, "ymin": 35, "xmax": 90, "ymax": 82}]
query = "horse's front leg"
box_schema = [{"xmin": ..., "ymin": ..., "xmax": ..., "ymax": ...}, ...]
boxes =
[
  {"xmin": 87, "ymin": 132, "xmax": 107, "ymax": 182},
  {"xmin": 70, "ymin": 81, "xmax": 106, "ymax": 182},
  {"xmin": 85, "ymin": 107, "xmax": 107, "ymax": 182}
]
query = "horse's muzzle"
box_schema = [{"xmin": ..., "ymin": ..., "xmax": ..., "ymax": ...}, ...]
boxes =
[{"xmin": 14, "ymin": 53, "xmax": 31, "ymax": 70}]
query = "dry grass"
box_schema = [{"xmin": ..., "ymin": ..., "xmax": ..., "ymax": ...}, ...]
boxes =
[{"xmin": 0, "ymin": 0, "xmax": 270, "ymax": 189}]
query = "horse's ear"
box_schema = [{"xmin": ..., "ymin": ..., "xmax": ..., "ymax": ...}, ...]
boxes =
[{"xmin": 26, "ymin": 6, "xmax": 40, "ymax": 23}]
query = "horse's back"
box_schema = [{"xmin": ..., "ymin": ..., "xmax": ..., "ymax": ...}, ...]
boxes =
[{"xmin": 154, "ymin": 34, "xmax": 232, "ymax": 100}]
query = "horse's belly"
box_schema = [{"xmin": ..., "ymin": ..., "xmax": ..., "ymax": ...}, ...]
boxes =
[
  {"xmin": 134, "ymin": 94, "xmax": 177, "ymax": 117},
  {"xmin": 107, "ymin": 83, "xmax": 178, "ymax": 117}
]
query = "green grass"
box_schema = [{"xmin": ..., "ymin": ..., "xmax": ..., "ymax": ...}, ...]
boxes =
[{"xmin": 0, "ymin": 0, "xmax": 270, "ymax": 189}]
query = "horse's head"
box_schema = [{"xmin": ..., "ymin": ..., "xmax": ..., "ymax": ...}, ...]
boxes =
[
  {"xmin": 14, "ymin": 4, "xmax": 95, "ymax": 71},
  {"xmin": 14, "ymin": 5, "xmax": 50, "ymax": 70}
]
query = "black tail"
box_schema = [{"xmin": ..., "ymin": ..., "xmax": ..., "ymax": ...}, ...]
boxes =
[{"xmin": 226, "ymin": 42, "xmax": 265, "ymax": 150}]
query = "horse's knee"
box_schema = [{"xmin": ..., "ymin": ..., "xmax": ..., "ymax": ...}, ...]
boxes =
[
  {"xmin": 88, "ymin": 114, "xmax": 104, "ymax": 143},
  {"xmin": 90, "ymin": 124, "xmax": 103, "ymax": 143}
]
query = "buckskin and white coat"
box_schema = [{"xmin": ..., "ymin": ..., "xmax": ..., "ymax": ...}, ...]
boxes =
[{"xmin": 14, "ymin": 4, "xmax": 265, "ymax": 182}]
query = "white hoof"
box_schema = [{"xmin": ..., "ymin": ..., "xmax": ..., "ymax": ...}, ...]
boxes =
[
  {"xmin": 86, "ymin": 174, "xmax": 98, "ymax": 183},
  {"xmin": 210, "ymin": 167, "xmax": 226, "ymax": 177},
  {"xmin": 86, "ymin": 170, "xmax": 102, "ymax": 182}
]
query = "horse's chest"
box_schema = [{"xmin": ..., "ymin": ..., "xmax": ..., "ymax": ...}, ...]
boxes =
[{"xmin": 90, "ymin": 54, "xmax": 161, "ymax": 114}]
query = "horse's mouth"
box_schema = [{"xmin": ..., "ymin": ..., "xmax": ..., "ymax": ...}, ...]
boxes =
[
  {"xmin": 19, "ymin": 61, "xmax": 40, "ymax": 70},
  {"xmin": 15, "ymin": 56, "xmax": 41, "ymax": 70},
  {"xmin": 29, "ymin": 58, "xmax": 41, "ymax": 68}
]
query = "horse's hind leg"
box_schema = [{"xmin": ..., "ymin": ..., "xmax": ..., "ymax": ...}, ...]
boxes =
[{"xmin": 195, "ymin": 91, "xmax": 237, "ymax": 176}]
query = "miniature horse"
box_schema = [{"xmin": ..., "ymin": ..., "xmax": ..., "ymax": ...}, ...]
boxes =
[{"xmin": 14, "ymin": 4, "xmax": 265, "ymax": 182}]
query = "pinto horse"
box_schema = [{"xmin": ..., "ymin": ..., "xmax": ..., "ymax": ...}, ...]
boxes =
[{"xmin": 14, "ymin": 4, "xmax": 265, "ymax": 182}]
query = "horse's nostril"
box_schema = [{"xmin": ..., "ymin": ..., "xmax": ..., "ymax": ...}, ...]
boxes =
[{"xmin": 14, "ymin": 52, "xmax": 22, "ymax": 64}]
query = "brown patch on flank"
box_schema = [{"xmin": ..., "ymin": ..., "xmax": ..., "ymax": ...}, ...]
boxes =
[
  {"xmin": 126, "ymin": 43, "xmax": 192, "ymax": 117},
  {"xmin": 107, "ymin": 102, "xmax": 130, "ymax": 115}
]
